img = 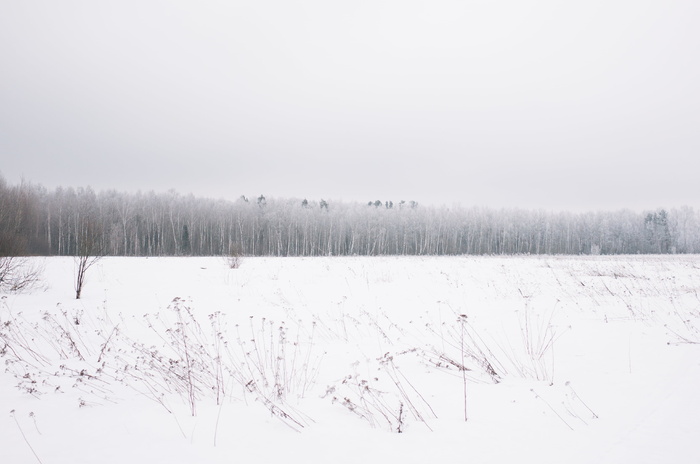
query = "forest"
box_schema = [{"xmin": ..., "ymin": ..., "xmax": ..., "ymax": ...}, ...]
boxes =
[{"xmin": 1, "ymin": 176, "xmax": 699, "ymax": 257}]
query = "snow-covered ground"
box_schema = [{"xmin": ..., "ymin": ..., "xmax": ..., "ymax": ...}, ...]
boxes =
[{"xmin": 1, "ymin": 255, "xmax": 699, "ymax": 463}]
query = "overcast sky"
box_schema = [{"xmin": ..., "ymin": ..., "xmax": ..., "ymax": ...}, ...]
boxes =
[{"xmin": 1, "ymin": 0, "xmax": 698, "ymax": 211}]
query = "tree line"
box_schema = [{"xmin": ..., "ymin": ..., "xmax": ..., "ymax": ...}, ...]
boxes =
[{"xmin": 1, "ymin": 176, "xmax": 699, "ymax": 257}]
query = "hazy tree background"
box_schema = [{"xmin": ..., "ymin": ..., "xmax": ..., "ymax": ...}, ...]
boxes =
[{"xmin": 1, "ymin": 175, "xmax": 699, "ymax": 257}]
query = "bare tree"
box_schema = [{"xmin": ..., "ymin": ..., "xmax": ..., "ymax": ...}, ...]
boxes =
[
  {"xmin": 74, "ymin": 202, "xmax": 103, "ymax": 299},
  {"xmin": 74, "ymin": 255, "xmax": 101, "ymax": 299}
]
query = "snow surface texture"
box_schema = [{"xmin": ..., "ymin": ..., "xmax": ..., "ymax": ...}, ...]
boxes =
[{"xmin": 1, "ymin": 256, "xmax": 699, "ymax": 464}]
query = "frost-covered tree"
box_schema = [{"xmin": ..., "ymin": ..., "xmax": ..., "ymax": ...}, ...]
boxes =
[{"xmin": 0, "ymin": 176, "xmax": 695, "ymax": 257}]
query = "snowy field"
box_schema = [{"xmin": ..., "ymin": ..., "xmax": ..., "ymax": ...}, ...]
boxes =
[{"xmin": 1, "ymin": 255, "xmax": 699, "ymax": 464}]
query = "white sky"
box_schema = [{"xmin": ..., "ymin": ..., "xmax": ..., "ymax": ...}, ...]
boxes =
[{"xmin": 1, "ymin": 0, "xmax": 698, "ymax": 211}]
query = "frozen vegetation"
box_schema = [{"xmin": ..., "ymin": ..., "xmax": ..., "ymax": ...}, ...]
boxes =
[{"xmin": 1, "ymin": 255, "xmax": 699, "ymax": 463}]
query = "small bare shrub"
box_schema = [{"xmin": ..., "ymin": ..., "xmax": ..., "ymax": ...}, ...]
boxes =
[
  {"xmin": 0, "ymin": 257, "xmax": 42, "ymax": 293},
  {"xmin": 225, "ymin": 244, "xmax": 243, "ymax": 269}
]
